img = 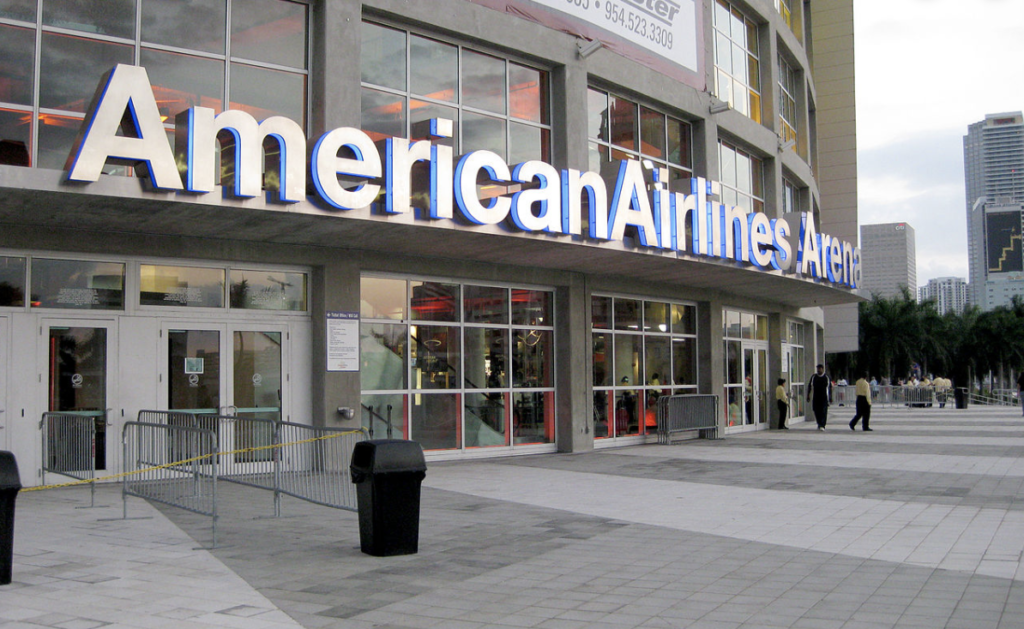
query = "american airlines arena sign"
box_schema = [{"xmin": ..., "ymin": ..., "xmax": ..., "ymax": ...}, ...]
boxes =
[{"xmin": 66, "ymin": 65, "xmax": 859, "ymax": 289}]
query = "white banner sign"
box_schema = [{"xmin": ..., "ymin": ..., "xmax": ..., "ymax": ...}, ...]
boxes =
[{"xmin": 326, "ymin": 311, "xmax": 360, "ymax": 372}]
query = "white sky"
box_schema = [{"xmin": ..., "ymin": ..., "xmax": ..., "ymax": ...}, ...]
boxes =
[{"xmin": 854, "ymin": 0, "xmax": 1024, "ymax": 287}]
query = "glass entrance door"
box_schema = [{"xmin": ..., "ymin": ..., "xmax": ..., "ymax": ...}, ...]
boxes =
[
  {"xmin": 232, "ymin": 329, "xmax": 282, "ymax": 423},
  {"xmin": 728, "ymin": 342, "xmax": 768, "ymax": 432},
  {"xmin": 167, "ymin": 328, "xmax": 221, "ymax": 416},
  {"xmin": 45, "ymin": 322, "xmax": 114, "ymax": 469}
]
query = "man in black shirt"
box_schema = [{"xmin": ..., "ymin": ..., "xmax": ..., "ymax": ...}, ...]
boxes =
[{"xmin": 807, "ymin": 364, "xmax": 832, "ymax": 431}]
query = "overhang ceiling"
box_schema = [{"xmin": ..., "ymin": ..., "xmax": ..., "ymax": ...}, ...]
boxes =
[{"xmin": 0, "ymin": 167, "xmax": 863, "ymax": 308}]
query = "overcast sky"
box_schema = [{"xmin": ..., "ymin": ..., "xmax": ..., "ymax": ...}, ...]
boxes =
[{"xmin": 854, "ymin": 0, "xmax": 1024, "ymax": 287}]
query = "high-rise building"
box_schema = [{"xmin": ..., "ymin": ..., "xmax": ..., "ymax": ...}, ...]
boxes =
[
  {"xmin": 918, "ymin": 277, "xmax": 968, "ymax": 315},
  {"xmin": 969, "ymin": 198, "xmax": 1024, "ymax": 310},
  {"xmin": 964, "ymin": 113, "xmax": 1024, "ymax": 306},
  {"xmin": 860, "ymin": 223, "xmax": 917, "ymax": 298}
]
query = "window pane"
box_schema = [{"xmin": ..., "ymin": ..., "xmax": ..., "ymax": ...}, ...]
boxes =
[
  {"xmin": 726, "ymin": 340, "xmax": 741, "ymax": 383},
  {"xmin": 509, "ymin": 64, "xmax": 547, "ymax": 123},
  {"xmin": 361, "ymin": 21, "xmax": 406, "ymax": 90},
  {"xmin": 231, "ymin": 0, "xmax": 307, "ymax": 69},
  {"xmin": 466, "ymin": 391, "xmax": 507, "ymax": 447},
  {"xmin": 509, "ymin": 122, "xmax": 548, "ymax": 165},
  {"xmin": 31, "ymin": 259, "xmax": 125, "ymax": 310},
  {"xmin": 0, "ymin": 24, "xmax": 34, "ymax": 105},
  {"xmin": 732, "ymin": 43, "xmax": 747, "ymax": 85},
  {"xmin": 40, "ymin": 33, "xmax": 133, "ymax": 112},
  {"xmin": 410, "ymin": 325, "xmax": 459, "ymax": 389},
  {"xmin": 463, "ymin": 327, "xmax": 507, "ymax": 388},
  {"xmin": 645, "ymin": 337, "xmax": 670, "ymax": 386},
  {"xmin": 141, "ymin": 48, "xmax": 224, "ymax": 119},
  {"xmin": 715, "ymin": 32, "xmax": 731, "ymax": 73},
  {"xmin": 609, "ymin": 96, "xmax": 637, "ymax": 152},
  {"xmin": 409, "ymin": 99, "xmax": 457, "ymax": 143},
  {"xmin": 0, "ymin": 0, "xmax": 35, "ymax": 22},
  {"xmin": 672, "ymin": 304, "xmax": 696, "ymax": 334},
  {"xmin": 361, "ymin": 277, "xmax": 406, "ymax": 319},
  {"xmin": 362, "ymin": 88, "xmax": 405, "ymax": 142},
  {"xmin": 361, "ymin": 323, "xmax": 407, "ymax": 390},
  {"xmin": 752, "ymin": 157, "xmax": 764, "ymax": 196},
  {"xmin": 724, "ymin": 310, "xmax": 741, "ymax": 337},
  {"xmin": 716, "ymin": 70, "xmax": 733, "ymax": 107},
  {"xmin": 514, "ymin": 390, "xmax": 552, "ymax": 444},
  {"xmin": 736, "ymin": 152, "xmax": 750, "ymax": 195},
  {"xmin": 410, "ymin": 35, "xmax": 457, "ymax": 102},
  {"xmin": 593, "ymin": 333, "xmax": 610, "ymax": 386},
  {"xmin": 229, "ymin": 63, "xmax": 306, "ymax": 125},
  {"xmin": 512, "ymin": 289, "xmax": 551, "ymax": 326},
  {"xmin": 410, "ymin": 281, "xmax": 458, "ymax": 321},
  {"xmin": 410, "ymin": 393, "xmax": 459, "ymax": 450},
  {"xmin": 644, "ymin": 301, "xmax": 670, "ymax": 332},
  {"xmin": 672, "ymin": 338, "xmax": 696, "ymax": 386},
  {"xmin": 462, "ymin": 111, "xmax": 506, "ymax": 156},
  {"xmin": 592, "ymin": 295, "xmax": 611, "ymax": 329},
  {"xmin": 462, "ymin": 50, "xmax": 505, "ymax": 115},
  {"xmin": 614, "ymin": 298, "xmax": 640, "ymax": 331},
  {"xmin": 513, "ymin": 328, "xmax": 550, "ymax": 387},
  {"xmin": 229, "ymin": 269, "xmax": 306, "ymax": 310},
  {"xmin": 720, "ymin": 144, "xmax": 736, "ymax": 187},
  {"xmin": 587, "ymin": 89, "xmax": 608, "ymax": 141},
  {"xmin": 142, "ymin": 0, "xmax": 225, "ymax": 53},
  {"xmin": 140, "ymin": 265, "xmax": 225, "ymax": 308},
  {"xmin": 639, "ymin": 107, "xmax": 665, "ymax": 160},
  {"xmin": 0, "ymin": 109, "xmax": 31, "ymax": 167},
  {"xmin": 361, "ymin": 393, "xmax": 407, "ymax": 439},
  {"xmin": 613, "ymin": 389, "xmax": 640, "ymax": 435},
  {"xmin": 464, "ymin": 285, "xmax": 508, "ymax": 324},
  {"xmin": 667, "ymin": 119, "xmax": 690, "ymax": 168},
  {"xmin": 741, "ymin": 312, "xmax": 755, "ymax": 339},
  {"xmin": 43, "ymin": 0, "xmax": 135, "ymax": 38},
  {"xmin": 614, "ymin": 334, "xmax": 641, "ymax": 386},
  {"xmin": 0, "ymin": 256, "xmax": 26, "ymax": 306}
]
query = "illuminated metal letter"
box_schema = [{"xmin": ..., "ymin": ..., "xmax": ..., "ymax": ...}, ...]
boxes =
[
  {"xmin": 562, "ymin": 169, "xmax": 605, "ymax": 237},
  {"xmin": 608, "ymin": 160, "xmax": 657, "ymax": 244},
  {"xmin": 747, "ymin": 212, "xmax": 773, "ymax": 268},
  {"xmin": 511, "ymin": 160, "xmax": 562, "ymax": 232},
  {"xmin": 454, "ymin": 150, "xmax": 512, "ymax": 225},
  {"xmin": 311, "ymin": 127, "xmax": 381, "ymax": 210},
  {"xmin": 67, "ymin": 64, "xmax": 182, "ymax": 190}
]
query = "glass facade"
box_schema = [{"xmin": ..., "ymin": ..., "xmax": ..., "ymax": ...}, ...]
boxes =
[
  {"xmin": 713, "ymin": 0, "xmax": 760, "ymax": 123},
  {"xmin": 723, "ymin": 309, "xmax": 768, "ymax": 428},
  {"xmin": 0, "ymin": 0, "xmax": 309, "ymax": 169},
  {"xmin": 778, "ymin": 54, "xmax": 798, "ymax": 152},
  {"xmin": 592, "ymin": 296, "xmax": 697, "ymax": 440},
  {"xmin": 360, "ymin": 276, "xmax": 555, "ymax": 452},
  {"xmin": 587, "ymin": 88, "xmax": 692, "ymax": 193},
  {"xmin": 719, "ymin": 141, "xmax": 765, "ymax": 214},
  {"xmin": 784, "ymin": 320, "xmax": 806, "ymax": 418},
  {"xmin": 360, "ymin": 20, "xmax": 551, "ymax": 165}
]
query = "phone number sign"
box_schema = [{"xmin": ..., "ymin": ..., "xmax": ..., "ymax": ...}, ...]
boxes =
[{"xmin": 538, "ymin": 0, "xmax": 698, "ymax": 73}]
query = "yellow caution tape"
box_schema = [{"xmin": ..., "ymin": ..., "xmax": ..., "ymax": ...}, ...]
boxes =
[{"xmin": 22, "ymin": 429, "xmax": 365, "ymax": 492}]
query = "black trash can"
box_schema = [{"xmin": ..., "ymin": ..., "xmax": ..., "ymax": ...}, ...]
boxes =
[
  {"xmin": 954, "ymin": 388, "xmax": 968, "ymax": 409},
  {"xmin": 0, "ymin": 450, "xmax": 22, "ymax": 586},
  {"xmin": 350, "ymin": 440, "xmax": 426, "ymax": 557}
]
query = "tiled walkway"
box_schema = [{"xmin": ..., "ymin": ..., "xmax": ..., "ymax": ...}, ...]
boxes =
[{"xmin": 4, "ymin": 406, "xmax": 1024, "ymax": 628}]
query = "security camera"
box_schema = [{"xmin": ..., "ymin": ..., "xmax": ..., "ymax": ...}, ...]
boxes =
[{"xmin": 577, "ymin": 39, "xmax": 603, "ymax": 59}]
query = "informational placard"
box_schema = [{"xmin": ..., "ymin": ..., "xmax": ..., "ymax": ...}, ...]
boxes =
[
  {"xmin": 326, "ymin": 311, "xmax": 360, "ymax": 372},
  {"xmin": 467, "ymin": 0, "xmax": 701, "ymax": 84}
]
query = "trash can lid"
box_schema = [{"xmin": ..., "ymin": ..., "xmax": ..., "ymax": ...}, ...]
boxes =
[
  {"xmin": 350, "ymin": 439, "xmax": 427, "ymax": 474},
  {"xmin": 0, "ymin": 450, "xmax": 22, "ymax": 490}
]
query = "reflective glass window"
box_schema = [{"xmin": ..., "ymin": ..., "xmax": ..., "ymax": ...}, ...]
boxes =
[
  {"xmin": 362, "ymin": 89, "xmax": 405, "ymax": 142},
  {"xmin": 512, "ymin": 289, "xmax": 551, "ymax": 326},
  {"xmin": 230, "ymin": 63, "xmax": 306, "ymax": 124},
  {"xmin": 514, "ymin": 390, "xmax": 552, "ymax": 444},
  {"xmin": 411, "ymin": 35, "xmax": 457, "ymax": 102},
  {"xmin": 0, "ymin": 109, "xmax": 31, "ymax": 167},
  {"xmin": 593, "ymin": 333, "xmax": 611, "ymax": 386},
  {"xmin": 645, "ymin": 337, "xmax": 670, "ymax": 386},
  {"xmin": 361, "ymin": 21, "xmax": 406, "ymax": 90},
  {"xmin": 40, "ymin": 33, "xmax": 133, "ymax": 112},
  {"xmin": 410, "ymin": 325, "xmax": 460, "ymax": 389},
  {"xmin": 361, "ymin": 277, "xmax": 406, "ymax": 320},
  {"xmin": 614, "ymin": 334, "xmax": 641, "ymax": 386},
  {"xmin": 463, "ymin": 50, "xmax": 505, "ymax": 115},
  {"xmin": 513, "ymin": 329, "xmax": 550, "ymax": 387},
  {"xmin": 510, "ymin": 123, "xmax": 549, "ymax": 165},
  {"xmin": 361, "ymin": 393, "xmax": 407, "ymax": 440},
  {"xmin": 230, "ymin": 0, "xmax": 307, "ymax": 69},
  {"xmin": 462, "ymin": 111, "xmax": 505, "ymax": 155},
  {"xmin": 410, "ymin": 281, "xmax": 458, "ymax": 322},
  {"xmin": 409, "ymin": 100, "xmax": 458, "ymax": 143},
  {"xmin": 592, "ymin": 295, "xmax": 612, "ymax": 329},
  {"xmin": 465, "ymin": 285, "xmax": 508, "ymax": 324},
  {"xmin": 0, "ymin": 0, "xmax": 35, "ymax": 22},
  {"xmin": 463, "ymin": 327, "xmax": 507, "ymax": 389},
  {"xmin": 609, "ymin": 96, "xmax": 637, "ymax": 152},
  {"xmin": 141, "ymin": 0, "xmax": 225, "ymax": 53},
  {"xmin": 43, "ymin": 0, "xmax": 135, "ymax": 39},
  {"xmin": 713, "ymin": 1, "xmax": 760, "ymax": 124},
  {"xmin": 31, "ymin": 259, "xmax": 125, "ymax": 310},
  {"xmin": 360, "ymin": 323, "xmax": 407, "ymax": 390},
  {"xmin": 640, "ymin": 107, "xmax": 665, "ymax": 160},
  {"xmin": 229, "ymin": 270, "xmax": 307, "ymax": 310},
  {"xmin": 0, "ymin": 24, "xmax": 34, "ymax": 106},
  {"xmin": 509, "ymin": 64, "xmax": 546, "ymax": 123},
  {"xmin": 140, "ymin": 265, "xmax": 225, "ymax": 308},
  {"xmin": 466, "ymin": 391, "xmax": 508, "ymax": 447},
  {"xmin": 673, "ymin": 337, "xmax": 696, "ymax": 386},
  {"xmin": 614, "ymin": 298, "xmax": 640, "ymax": 331},
  {"xmin": 644, "ymin": 301, "xmax": 671, "ymax": 333},
  {"xmin": 140, "ymin": 49, "xmax": 224, "ymax": 119},
  {"xmin": 35, "ymin": 112, "xmax": 127, "ymax": 173},
  {"xmin": 410, "ymin": 393, "xmax": 459, "ymax": 450},
  {"xmin": 587, "ymin": 88, "xmax": 608, "ymax": 141},
  {"xmin": 0, "ymin": 256, "xmax": 26, "ymax": 307},
  {"xmin": 672, "ymin": 304, "xmax": 696, "ymax": 335}
]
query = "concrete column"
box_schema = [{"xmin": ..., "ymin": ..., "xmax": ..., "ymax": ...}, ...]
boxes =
[
  {"xmin": 310, "ymin": 0, "xmax": 361, "ymax": 135},
  {"xmin": 310, "ymin": 258, "xmax": 362, "ymax": 429},
  {"xmin": 556, "ymin": 274, "xmax": 592, "ymax": 453},
  {"xmin": 699, "ymin": 300, "xmax": 725, "ymax": 433}
]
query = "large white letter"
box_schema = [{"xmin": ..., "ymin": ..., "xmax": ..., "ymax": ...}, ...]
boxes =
[
  {"xmin": 608, "ymin": 160, "xmax": 658, "ymax": 245},
  {"xmin": 800, "ymin": 215, "xmax": 822, "ymax": 278},
  {"xmin": 67, "ymin": 64, "xmax": 181, "ymax": 190},
  {"xmin": 510, "ymin": 161, "xmax": 562, "ymax": 232},
  {"xmin": 454, "ymin": 151, "xmax": 512, "ymax": 225},
  {"xmin": 311, "ymin": 127, "xmax": 381, "ymax": 210},
  {"xmin": 562, "ymin": 169, "xmax": 606, "ymax": 238},
  {"xmin": 747, "ymin": 212, "xmax": 773, "ymax": 267},
  {"xmin": 771, "ymin": 218, "xmax": 793, "ymax": 271}
]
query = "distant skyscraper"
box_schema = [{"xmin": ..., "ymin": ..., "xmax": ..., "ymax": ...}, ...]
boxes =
[
  {"xmin": 969, "ymin": 199, "xmax": 1024, "ymax": 310},
  {"xmin": 918, "ymin": 277, "xmax": 968, "ymax": 315},
  {"xmin": 860, "ymin": 223, "xmax": 917, "ymax": 298},
  {"xmin": 964, "ymin": 113, "xmax": 1024, "ymax": 306}
]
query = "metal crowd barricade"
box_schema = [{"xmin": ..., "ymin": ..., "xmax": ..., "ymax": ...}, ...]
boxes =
[
  {"xmin": 40, "ymin": 412, "xmax": 97, "ymax": 507},
  {"xmin": 833, "ymin": 386, "xmax": 856, "ymax": 407},
  {"xmin": 274, "ymin": 422, "xmax": 367, "ymax": 512},
  {"xmin": 656, "ymin": 394, "xmax": 720, "ymax": 444},
  {"xmin": 122, "ymin": 420, "xmax": 219, "ymax": 547}
]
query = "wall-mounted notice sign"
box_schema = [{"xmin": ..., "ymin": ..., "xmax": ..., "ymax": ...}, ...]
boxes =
[{"xmin": 326, "ymin": 311, "xmax": 359, "ymax": 372}]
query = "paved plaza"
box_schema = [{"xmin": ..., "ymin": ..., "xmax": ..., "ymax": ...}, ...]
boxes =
[{"xmin": 4, "ymin": 405, "xmax": 1024, "ymax": 628}]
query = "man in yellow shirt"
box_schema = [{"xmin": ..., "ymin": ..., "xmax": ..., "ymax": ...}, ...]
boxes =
[
  {"xmin": 775, "ymin": 378, "xmax": 789, "ymax": 430},
  {"xmin": 849, "ymin": 372, "xmax": 873, "ymax": 431}
]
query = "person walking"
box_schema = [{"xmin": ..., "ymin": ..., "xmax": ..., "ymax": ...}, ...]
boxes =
[
  {"xmin": 849, "ymin": 372, "xmax": 873, "ymax": 431},
  {"xmin": 807, "ymin": 364, "xmax": 831, "ymax": 431},
  {"xmin": 1017, "ymin": 372, "xmax": 1024, "ymax": 417},
  {"xmin": 775, "ymin": 378, "xmax": 789, "ymax": 430}
]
